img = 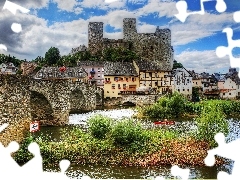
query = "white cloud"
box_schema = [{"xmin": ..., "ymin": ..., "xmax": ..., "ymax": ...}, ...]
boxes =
[
  {"xmin": 175, "ymin": 50, "xmax": 230, "ymax": 73},
  {"xmin": 171, "ymin": 12, "xmax": 235, "ymax": 46},
  {"xmin": 52, "ymin": 0, "xmax": 78, "ymax": 12}
]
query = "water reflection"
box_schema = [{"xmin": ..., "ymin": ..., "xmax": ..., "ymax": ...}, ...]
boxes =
[{"xmin": 43, "ymin": 163, "xmax": 220, "ymax": 179}]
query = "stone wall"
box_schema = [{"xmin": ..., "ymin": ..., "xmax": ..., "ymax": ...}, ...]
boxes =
[
  {"xmin": 104, "ymin": 97, "xmax": 122, "ymax": 107},
  {"xmin": 121, "ymin": 94, "xmax": 157, "ymax": 106},
  {"xmin": 0, "ymin": 75, "xmax": 31, "ymax": 125},
  {"xmin": 88, "ymin": 18, "xmax": 173, "ymax": 70},
  {"xmin": 0, "ymin": 75, "xmax": 102, "ymax": 126},
  {"xmin": 104, "ymin": 94, "xmax": 159, "ymax": 106},
  {"xmin": 88, "ymin": 22, "xmax": 104, "ymax": 54}
]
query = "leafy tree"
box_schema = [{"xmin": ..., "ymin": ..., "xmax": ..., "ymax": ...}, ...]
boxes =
[
  {"xmin": 0, "ymin": 54, "xmax": 22, "ymax": 67},
  {"xmin": 173, "ymin": 60, "xmax": 183, "ymax": 69},
  {"xmin": 45, "ymin": 47, "xmax": 61, "ymax": 66}
]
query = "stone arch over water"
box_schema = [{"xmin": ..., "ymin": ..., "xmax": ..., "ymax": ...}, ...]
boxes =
[
  {"xmin": 30, "ymin": 90, "xmax": 54, "ymax": 122},
  {"xmin": 122, "ymin": 101, "xmax": 136, "ymax": 106},
  {"xmin": 69, "ymin": 89, "xmax": 86, "ymax": 113},
  {"xmin": 96, "ymin": 92, "xmax": 102, "ymax": 106}
]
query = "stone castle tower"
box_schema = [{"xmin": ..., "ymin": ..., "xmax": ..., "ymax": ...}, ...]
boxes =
[{"xmin": 88, "ymin": 18, "xmax": 174, "ymax": 70}]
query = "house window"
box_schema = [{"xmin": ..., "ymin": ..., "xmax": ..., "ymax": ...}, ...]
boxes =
[
  {"xmin": 178, "ymin": 89, "xmax": 180, "ymax": 92},
  {"xmin": 98, "ymin": 80, "xmax": 100, "ymax": 84},
  {"xmin": 98, "ymin": 74, "xmax": 100, "ymax": 77},
  {"xmin": 183, "ymin": 89, "xmax": 185, "ymax": 91},
  {"xmin": 114, "ymin": 77, "xmax": 118, "ymax": 81},
  {"xmin": 112, "ymin": 84, "xmax": 115, "ymax": 89},
  {"xmin": 223, "ymin": 93, "xmax": 225, "ymax": 95},
  {"xmin": 107, "ymin": 91, "xmax": 109, "ymax": 93},
  {"xmin": 102, "ymin": 68, "xmax": 104, "ymax": 72},
  {"xmin": 98, "ymin": 68, "xmax": 100, "ymax": 72},
  {"xmin": 196, "ymin": 82, "xmax": 198, "ymax": 85},
  {"xmin": 229, "ymin": 93, "xmax": 231, "ymax": 95},
  {"xmin": 123, "ymin": 84, "xmax": 126, "ymax": 89},
  {"xmin": 118, "ymin": 84, "xmax": 121, "ymax": 89},
  {"xmin": 132, "ymin": 77, "xmax": 135, "ymax": 81},
  {"xmin": 126, "ymin": 78, "xmax": 128, "ymax": 81},
  {"xmin": 187, "ymin": 89, "xmax": 189, "ymax": 91}
]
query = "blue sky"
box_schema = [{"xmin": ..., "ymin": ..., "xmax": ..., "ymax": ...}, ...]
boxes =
[{"xmin": 0, "ymin": 0, "xmax": 240, "ymax": 74}]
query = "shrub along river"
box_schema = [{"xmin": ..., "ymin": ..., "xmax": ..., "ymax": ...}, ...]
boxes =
[{"xmin": 37, "ymin": 107, "xmax": 240, "ymax": 179}]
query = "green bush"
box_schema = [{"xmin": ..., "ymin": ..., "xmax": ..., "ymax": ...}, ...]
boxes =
[
  {"xmin": 14, "ymin": 133, "xmax": 35, "ymax": 163},
  {"xmin": 88, "ymin": 114, "xmax": 112, "ymax": 139},
  {"xmin": 111, "ymin": 119, "xmax": 149, "ymax": 146},
  {"xmin": 196, "ymin": 104, "xmax": 229, "ymax": 148}
]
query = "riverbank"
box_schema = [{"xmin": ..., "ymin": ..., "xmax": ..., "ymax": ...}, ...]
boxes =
[
  {"xmin": 136, "ymin": 93, "xmax": 240, "ymax": 119},
  {"xmin": 13, "ymin": 115, "xmax": 225, "ymax": 167}
]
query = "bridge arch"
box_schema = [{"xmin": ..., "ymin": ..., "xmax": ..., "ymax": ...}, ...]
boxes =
[
  {"xmin": 96, "ymin": 92, "xmax": 102, "ymax": 106},
  {"xmin": 30, "ymin": 90, "xmax": 54, "ymax": 122},
  {"xmin": 122, "ymin": 101, "xmax": 136, "ymax": 106},
  {"xmin": 69, "ymin": 89, "xmax": 86, "ymax": 113}
]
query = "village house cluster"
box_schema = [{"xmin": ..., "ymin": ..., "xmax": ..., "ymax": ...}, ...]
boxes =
[{"xmin": 2, "ymin": 18, "xmax": 239, "ymax": 100}]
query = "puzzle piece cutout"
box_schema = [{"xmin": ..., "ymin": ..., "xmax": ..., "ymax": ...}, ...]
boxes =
[
  {"xmin": 216, "ymin": 28, "xmax": 240, "ymax": 78},
  {"xmin": 204, "ymin": 132, "xmax": 240, "ymax": 180},
  {"xmin": 0, "ymin": 123, "xmax": 93, "ymax": 179},
  {"xmin": 175, "ymin": 0, "xmax": 226, "ymax": 22},
  {"xmin": 171, "ymin": 165, "xmax": 190, "ymax": 180},
  {"xmin": 3, "ymin": 0, "xmax": 30, "ymax": 33},
  {"xmin": 233, "ymin": 11, "xmax": 240, "ymax": 23}
]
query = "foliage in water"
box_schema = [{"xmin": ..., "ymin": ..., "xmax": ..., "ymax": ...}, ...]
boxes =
[{"xmin": 88, "ymin": 114, "xmax": 113, "ymax": 139}]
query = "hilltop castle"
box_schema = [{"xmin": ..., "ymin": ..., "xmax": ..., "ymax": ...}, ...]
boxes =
[{"xmin": 87, "ymin": 18, "xmax": 174, "ymax": 71}]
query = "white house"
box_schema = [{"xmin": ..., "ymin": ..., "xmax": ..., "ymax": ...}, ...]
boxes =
[
  {"xmin": 218, "ymin": 77, "xmax": 237, "ymax": 99},
  {"xmin": 0, "ymin": 62, "xmax": 18, "ymax": 74},
  {"xmin": 170, "ymin": 67, "xmax": 193, "ymax": 97}
]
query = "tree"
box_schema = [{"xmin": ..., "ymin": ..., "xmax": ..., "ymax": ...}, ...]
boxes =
[
  {"xmin": 45, "ymin": 47, "xmax": 61, "ymax": 66},
  {"xmin": 173, "ymin": 60, "xmax": 183, "ymax": 69}
]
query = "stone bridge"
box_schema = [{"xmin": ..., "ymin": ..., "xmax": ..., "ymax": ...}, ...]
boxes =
[
  {"xmin": 121, "ymin": 94, "xmax": 158, "ymax": 106},
  {"xmin": 0, "ymin": 75, "xmax": 103, "ymax": 126}
]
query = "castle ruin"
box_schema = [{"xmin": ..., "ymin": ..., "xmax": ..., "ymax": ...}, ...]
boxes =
[{"xmin": 88, "ymin": 18, "xmax": 174, "ymax": 70}]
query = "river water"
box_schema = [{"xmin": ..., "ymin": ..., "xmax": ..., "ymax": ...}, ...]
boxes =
[{"xmin": 39, "ymin": 107, "xmax": 240, "ymax": 179}]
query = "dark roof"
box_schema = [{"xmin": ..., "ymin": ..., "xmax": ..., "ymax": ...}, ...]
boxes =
[
  {"xmin": 170, "ymin": 67, "xmax": 193, "ymax": 77},
  {"xmin": 134, "ymin": 59, "xmax": 171, "ymax": 71},
  {"xmin": 104, "ymin": 61, "xmax": 138, "ymax": 76},
  {"xmin": 213, "ymin": 73, "xmax": 226, "ymax": 82},
  {"xmin": 77, "ymin": 61, "xmax": 105, "ymax": 67},
  {"xmin": 225, "ymin": 70, "xmax": 240, "ymax": 84},
  {"xmin": 34, "ymin": 67, "xmax": 87, "ymax": 79}
]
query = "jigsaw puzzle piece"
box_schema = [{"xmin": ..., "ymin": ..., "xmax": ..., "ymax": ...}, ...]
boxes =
[
  {"xmin": 217, "ymin": 171, "xmax": 233, "ymax": 180},
  {"xmin": 0, "ymin": 141, "xmax": 21, "ymax": 177},
  {"xmin": 205, "ymin": 133, "xmax": 240, "ymax": 179},
  {"xmin": 171, "ymin": 165, "xmax": 190, "ymax": 180},
  {"xmin": 216, "ymin": 28, "xmax": 240, "ymax": 77},
  {"xmin": 175, "ymin": 1, "xmax": 189, "ymax": 23},
  {"xmin": 175, "ymin": 0, "xmax": 227, "ymax": 22},
  {"xmin": 0, "ymin": 123, "xmax": 9, "ymax": 132},
  {"xmin": 215, "ymin": 0, "xmax": 227, "ymax": 13},
  {"xmin": 21, "ymin": 142, "xmax": 43, "ymax": 175},
  {"xmin": 233, "ymin": 11, "xmax": 240, "ymax": 23}
]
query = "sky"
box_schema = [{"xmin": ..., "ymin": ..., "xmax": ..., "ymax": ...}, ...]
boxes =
[{"xmin": 0, "ymin": 0, "xmax": 240, "ymax": 74}]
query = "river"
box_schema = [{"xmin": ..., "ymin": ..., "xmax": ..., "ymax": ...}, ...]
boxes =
[{"xmin": 38, "ymin": 107, "xmax": 239, "ymax": 179}]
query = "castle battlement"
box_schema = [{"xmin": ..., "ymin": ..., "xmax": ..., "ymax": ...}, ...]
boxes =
[{"xmin": 88, "ymin": 18, "xmax": 174, "ymax": 71}]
